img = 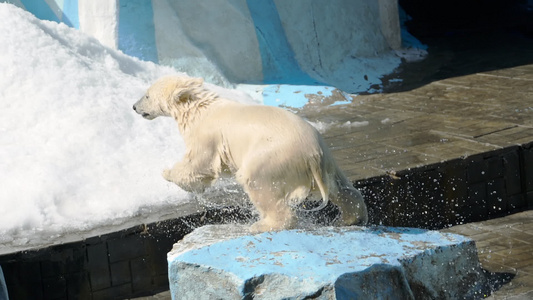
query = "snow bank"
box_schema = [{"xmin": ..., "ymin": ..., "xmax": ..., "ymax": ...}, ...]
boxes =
[{"xmin": 0, "ymin": 3, "xmax": 250, "ymax": 250}]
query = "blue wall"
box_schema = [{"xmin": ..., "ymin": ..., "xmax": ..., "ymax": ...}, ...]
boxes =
[
  {"xmin": 246, "ymin": 0, "xmax": 319, "ymax": 85},
  {"xmin": 61, "ymin": 0, "xmax": 79, "ymax": 28},
  {"xmin": 11, "ymin": 0, "xmax": 159, "ymax": 63},
  {"xmin": 118, "ymin": 0, "xmax": 158, "ymax": 63},
  {"xmin": 6, "ymin": 0, "xmax": 406, "ymax": 91},
  {"xmin": 18, "ymin": 0, "xmax": 78, "ymax": 28},
  {"xmin": 20, "ymin": 0, "xmax": 60, "ymax": 23}
]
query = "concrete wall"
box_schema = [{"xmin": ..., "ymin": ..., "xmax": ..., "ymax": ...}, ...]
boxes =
[
  {"xmin": 4, "ymin": 0, "xmax": 404, "ymax": 92},
  {"xmin": 6, "ymin": 0, "xmax": 79, "ymax": 27}
]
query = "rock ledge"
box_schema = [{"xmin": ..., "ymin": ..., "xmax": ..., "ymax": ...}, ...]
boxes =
[{"xmin": 168, "ymin": 225, "xmax": 489, "ymax": 299}]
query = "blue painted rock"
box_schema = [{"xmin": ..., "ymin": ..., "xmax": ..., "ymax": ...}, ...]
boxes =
[
  {"xmin": 168, "ymin": 225, "xmax": 489, "ymax": 299},
  {"xmin": 0, "ymin": 266, "xmax": 7, "ymax": 300}
]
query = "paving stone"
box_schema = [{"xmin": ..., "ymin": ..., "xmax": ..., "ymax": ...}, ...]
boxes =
[
  {"xmin": 443, "ymin": 211, "xmax": 533, "ymax": 299},
  {"xmin": 297, "ymin": 52, "xmax": 532, "ymax": 183}
]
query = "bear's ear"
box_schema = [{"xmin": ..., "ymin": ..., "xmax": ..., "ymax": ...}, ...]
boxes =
[
  {"xmin": 188, "ymin": 77, "xmax": 204, "ymax": 87},
  {"xmin": 171, "ymin": 77, "xmax": 204, "ymax": 103}
]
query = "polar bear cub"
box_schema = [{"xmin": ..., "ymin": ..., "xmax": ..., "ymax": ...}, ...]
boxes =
[{"xmin": 133, "ymin": 76, "xmax": 368, "ymax": 232}]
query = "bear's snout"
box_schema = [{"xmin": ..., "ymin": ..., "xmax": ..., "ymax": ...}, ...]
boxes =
[
  {"xmin": 133, "ymin": 103, "xmax": 154, "ymax": 119},
  {"xmin": 133, "ymin": 104, "xmax": 150, "ymax": 119}
]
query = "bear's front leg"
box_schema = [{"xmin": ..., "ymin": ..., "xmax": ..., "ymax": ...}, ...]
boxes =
[
  {"xmin": 162, "ymin": 168, "xmax": 173, "ymax": 182},
  {"xmin": 162, "ymin": 162, "xmax": 215, "ymax": 193}
]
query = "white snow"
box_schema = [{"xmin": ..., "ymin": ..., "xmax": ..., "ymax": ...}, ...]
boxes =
[
  {"xmin": 308, "ymin": 121, "xmax": 369, "ymax": 134},
  {"xmin": 0, "ymin": 4, "xmax": 253, "ymax": 251},
  {"xmin": 78, "ymin": 0, "xmax": 119, "ymax": 49}
]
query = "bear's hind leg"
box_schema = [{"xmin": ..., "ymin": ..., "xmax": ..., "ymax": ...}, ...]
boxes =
[
  {"xmin": 330, "ymin": 187, "xmax": 368, "ymax": 226},
  {"xmin": 245, "ymin": 188, "xmax": 296, "ymax": 233}
]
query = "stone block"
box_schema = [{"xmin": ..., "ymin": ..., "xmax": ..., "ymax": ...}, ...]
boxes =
[
  {"xmin": 503, "ymin": 151, "xmax": 522, "ymax": 196},
  {"xmin": 144, "ymin": 237, "xmax": 173, "ymax": 276},
  {"xmin": 487, "ymin": 178, "xmax": 507, "ymax": 216},
  {"xmin": 3, "ymin": 262, "xmax": 44, "ymax": 299},
  {"xmin": 86, "ymin": 243, "xmax": 111, "ymax": 290},
  {"xmin": 168, "ymin": 225, "xmax": 490, "ymax": 299},
  {"xmin": 131, "ymin": 257, "xmax": 152, "ymax": 293},
  {"xmin": 65, "ymin": 272, "xmax": 90, "ymax": 300},
  {"xmin": 110, "ymin": 261, "xmax": 130, "ymax": 286},
  {"xmin": 525, "ymin": 147, "xmax": 533, "ymax": 191},
  {"xmin": 40, "ymin": 246, "xmax": 86, "ymax": 279},
  {"xmin": 42, "ymin": 276, "xmax": 66, "ymax": 300},
  {"xmin": 468, "ymin": 182, "xmax": 487, "ymax": 208},
  {"xmin": 360, "ymin": 177, "xmax": 399, "ymax": 226},
  {"xmin": 409, "ymin": 169, "xmax": 445, "ymax": 228},
  {"xmin": 508, "ymin": 194, "xmax": 526, "ymax": 212},
  {"xmin": 486, "ymin": 156, "xmax": 504, "ymax": 179},
  {"xmin": 467, "ymin": 157, "xmax": 488, "ymax": 183},
  {"xmin": 107, "ymin": 236, "xmax": 145, "ymax": 263}
]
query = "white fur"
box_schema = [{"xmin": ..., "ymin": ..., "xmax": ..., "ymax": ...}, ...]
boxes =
[{"xmin": 133, "ymin": 76, "xmax": 368, "ymax": 232}]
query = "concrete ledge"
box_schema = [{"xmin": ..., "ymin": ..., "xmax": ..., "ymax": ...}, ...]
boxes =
[
  {"xmin": 168, "ymin": 225, "xmax": 490, "ymax": 299},
  {"xmin": 0, "ymin": 207, "xmax": 252, "ymax": 300}
]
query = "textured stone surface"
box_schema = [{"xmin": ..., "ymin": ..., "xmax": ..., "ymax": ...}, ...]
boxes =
[
  {"xmin": 0, "ymin": 266, "xmax": 7, "ymax": 300},
  {"xmin": 168, "ymin": 225, "xmax": 489, "ymax": 299},
  {"xmin": 443, "ymin": 211, "xmax": 533, "ymax": 299}
]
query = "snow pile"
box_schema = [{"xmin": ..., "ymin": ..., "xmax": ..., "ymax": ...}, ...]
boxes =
[
  {"xmin": 395, "ymin": 7, "xmax": 428, "ymax": 63},
  {"xmin": 308, "ymin": 121, "xmax": 369, "ymax": 134},
  {"xmin": 0, "ymin": 4, "xmax": 251, "ymax": 249}
]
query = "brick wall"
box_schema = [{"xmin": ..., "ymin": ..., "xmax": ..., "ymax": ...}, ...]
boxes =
[{"xmin": 360, "ymin": 142, "xmax": 533, "ymax": 229}]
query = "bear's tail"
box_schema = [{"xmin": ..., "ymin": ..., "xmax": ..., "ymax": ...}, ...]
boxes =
[{"xmin": 297, "ymin": 157, "xmax": 330, "ymax": 212}]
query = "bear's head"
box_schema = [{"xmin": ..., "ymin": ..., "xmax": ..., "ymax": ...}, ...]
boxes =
[{"xmin": 133, "ymin": 76, "xmax": 205, "ymax": 120}]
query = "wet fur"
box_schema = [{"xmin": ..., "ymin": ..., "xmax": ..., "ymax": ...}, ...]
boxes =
[{"xmin": 133, "ymin": 76, "xmax": 368, "ymax": 232}]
